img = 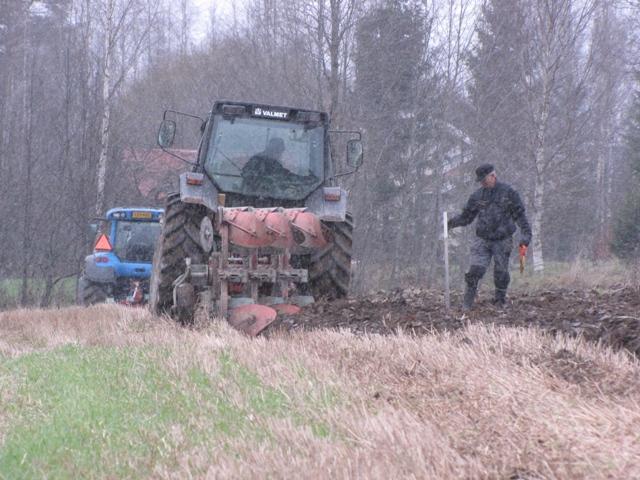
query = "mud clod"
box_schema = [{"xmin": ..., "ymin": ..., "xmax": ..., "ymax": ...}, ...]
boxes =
[{"xmin": 268, "ymin": 287, "xmax": 640, "ymax": 357}]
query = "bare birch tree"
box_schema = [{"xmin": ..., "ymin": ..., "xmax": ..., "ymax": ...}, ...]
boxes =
[
  {"xmin": 523, "ymin": 0, "xmax": 597, "ymax": 272},
  {"xmin": 589, "ymin": 2, "xmax": 627, "ymax": 255},
  {"xmin": 94, "ymin": 0, "xmax": 156, "ymax": 216}
]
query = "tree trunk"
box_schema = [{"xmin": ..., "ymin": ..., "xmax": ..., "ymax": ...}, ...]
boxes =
[
  {"xmin": 532, "ymin": 103, "xmax": 548, "ymax": 273},
  {"xmin": 532, "ymin": 168, "xmax": 545, "ymax": 272},
  {"xmin": 328, "ymin": 0, "xmax": 341, "ymax": 125},
  {"xmin": 532, "ymin": 91, "xmax": 549, "ymax": 273},
  {"xmin": 314, "ymin": 0, "xmax": 325, "ymax": 108},
  {"xmin": 95, "ymin": 0, "xmax": 114, "ymax": 216},
  {"xmin": 530, "ymin": 26, "xmax": 553, "ymax": 273},
  {"xmin": 19, "ymin": 10, "xmax": 33, "ymax": 307},
  {"xmin": 594, "ymin": 120, "xmax": 611, "ymax": 257},
  {"xmin": 40, "ymin": 276, "xmax": 55, "ymax": 308}
]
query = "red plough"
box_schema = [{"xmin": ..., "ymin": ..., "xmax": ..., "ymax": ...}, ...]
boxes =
[{"xmin": 182, "ymin": 207, "xmax": 328, "ymax": 336}]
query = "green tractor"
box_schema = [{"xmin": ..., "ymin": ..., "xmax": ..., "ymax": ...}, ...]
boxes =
[{"xmin": 150, "ymin": 101, "xmax": 362, "ymax": 335}]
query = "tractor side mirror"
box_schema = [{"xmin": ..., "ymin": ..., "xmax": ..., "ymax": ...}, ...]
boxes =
[
  {"xmin": 346, "ymin": 139, "xmax": 363, "ymax": 169},
  {"xmin": 158, "ymin": 120, "xmax": 177, "ymax": 148},
  {"xmin": 88, "ymin": 223, "xmax": 98, "ymax": 234}
]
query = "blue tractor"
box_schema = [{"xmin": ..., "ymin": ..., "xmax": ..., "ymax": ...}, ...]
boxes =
[{"xmin": 77, "ymin": 207, "xmax": 163, "ymax": 305}]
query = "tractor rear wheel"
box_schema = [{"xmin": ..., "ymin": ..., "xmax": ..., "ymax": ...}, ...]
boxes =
[
  {"xmin": 77, "ymin": 275, "xmax": 108, "ymax": 306},
  {"xmin": 308, "ymin": 213, "xmax": 353, "ymax": 299},
  {"xmin": 149, "ymin": 193, "xmax": 206, "ymax": 323}
]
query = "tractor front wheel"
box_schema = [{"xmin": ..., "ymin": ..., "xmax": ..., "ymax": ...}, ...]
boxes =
[
  {"xmin": 308, "ymin": 213, "xmax": 353, "ymax": 299},
  {"xmin": 149, "ymin": 193, "xmax": 206, "ymax": 323}
]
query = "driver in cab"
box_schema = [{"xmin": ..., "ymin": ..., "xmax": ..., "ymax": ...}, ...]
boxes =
[
  {"xmin": 120, "ymin": 225, "xmax": 155, "ymax": 262},
  {"xmin": 242, "ymin": 137, "xmax": 315, "ymax": 194}
]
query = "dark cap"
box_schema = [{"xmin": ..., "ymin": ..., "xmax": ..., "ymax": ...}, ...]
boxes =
[{"xmin": 475, "ymin": 163, "xmax": 495, "ymax": 182}]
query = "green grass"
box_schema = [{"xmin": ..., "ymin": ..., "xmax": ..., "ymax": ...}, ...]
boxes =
[
  {"xmin": 0, "ymin": 277, "xmax": 77, "ymax": 308},
  {"xmin": 1, "ymin": 346, "xmax": 194, "ymax": 478},
  {"xmin": 0, "ymin": 346, "xmax": 342, "ymax": 479},
  {"xmin": 508, "ymin": 258, "xmax": 632, "ymax": 291},
  {"xmin": 218, "ymin": 351, "xmax": 289, "ymax": 418},
  {"xmin": 217, "ymin": 351, "xmax": 335, "ymax": 440}
]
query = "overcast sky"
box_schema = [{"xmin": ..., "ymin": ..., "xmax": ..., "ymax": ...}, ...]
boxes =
[{"xmin": 191, "ymin": 0, "xmax": 246, "ymax": 40}]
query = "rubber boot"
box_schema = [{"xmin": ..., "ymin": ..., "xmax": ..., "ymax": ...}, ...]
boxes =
[
  {"xmin": 462, "ymin": 285, "xmax": 477, "ymax": 310},
  {"xmin": 492, "ymin": 289, "xmax": 506, "ymax": 308},
  {"xmin": 463, "ymin": 266, "xmax": 485, "ymax": 311},
  {"xmin": 493, "ymin": 269, "xmax": 510, "ymax": 308}
]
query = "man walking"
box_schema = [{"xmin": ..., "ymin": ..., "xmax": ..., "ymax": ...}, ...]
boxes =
[{"xmin": 448, "ymin": 164, "xmax": 532, "ymax": 309}]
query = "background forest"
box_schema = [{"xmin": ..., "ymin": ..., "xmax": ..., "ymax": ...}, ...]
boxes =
[{"xmin": 1, "ymin": 0, "xmax": 639, "ymax": 307}]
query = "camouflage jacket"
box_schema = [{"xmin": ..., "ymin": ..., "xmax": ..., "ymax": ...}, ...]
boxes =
[
  {"xmin": 448, "ymin": 182, "xmax": 532, "ymax": 245},
  {"xmin": 241, "ymin": 154, "xmax": 293, "ymax": 193},
  {"xmin": 241, "ymin": 153, "xmax": 317, "ymax": 198}
]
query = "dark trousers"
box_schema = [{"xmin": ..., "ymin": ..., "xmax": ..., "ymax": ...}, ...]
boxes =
[{"xmin": 465, "ymin": 236, "xmax": 513, "ymax": 299}]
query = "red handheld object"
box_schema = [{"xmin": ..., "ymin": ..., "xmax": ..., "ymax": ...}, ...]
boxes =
[{"xmin": 519, "ymin": 245, "xmax": 527, "ymax": 274}]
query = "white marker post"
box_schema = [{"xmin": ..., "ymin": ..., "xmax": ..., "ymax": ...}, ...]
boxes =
[{"xmin": 443, "ymin": 211, "xmax": 450, "ymax": 310}]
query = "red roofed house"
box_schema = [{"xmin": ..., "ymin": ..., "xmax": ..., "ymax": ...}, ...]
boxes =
[{"xmin": 122, "ymin": 148, "xmax": 196, "ymax": 202}]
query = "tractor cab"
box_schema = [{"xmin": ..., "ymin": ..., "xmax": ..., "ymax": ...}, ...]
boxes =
[
  {"xmin": 78, "ymin": 207, "xmax": 163, "ymax": 306},
  {"xmin": 204, "ymin": 103, "xmax": 328, "ymax": 202},
  {"xmin": 101, "ymin": 208, "xmax": 163, "ymax": 265},
  {"xmin": 158, "ymin": 101, "xmax": 363, "ymax": 208}
]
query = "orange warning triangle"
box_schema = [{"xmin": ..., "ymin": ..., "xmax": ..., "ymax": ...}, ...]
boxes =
[{"xmin": 94, "ymin": 234, "xmax": 113, "ymax": 252}]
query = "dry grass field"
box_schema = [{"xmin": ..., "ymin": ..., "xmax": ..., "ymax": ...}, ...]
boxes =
[{"xmin": 1, "ymin": 303, "xmax": 640, "ymax": 479}]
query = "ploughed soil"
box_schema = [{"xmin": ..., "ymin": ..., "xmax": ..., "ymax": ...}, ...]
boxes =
[{"xmin": 269, "ymin": 287, "xmax": 640, "ymax": 357}]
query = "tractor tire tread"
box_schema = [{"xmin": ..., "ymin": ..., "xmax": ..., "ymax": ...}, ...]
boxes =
[
  {"xmin": 149, "ymin": 194, "xmax": 205, "ymax": 323},
  {"xmin": 77, "ymin": 276, "xmax": 108, "ymax": 306},
  {"xmin": 308, "ymin": 214, "xmax": 353, "ymax": 299}
]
